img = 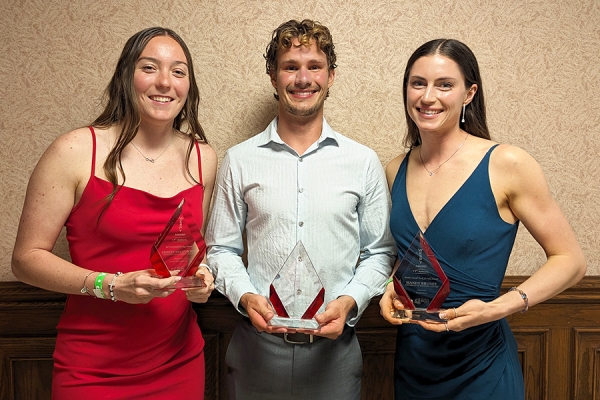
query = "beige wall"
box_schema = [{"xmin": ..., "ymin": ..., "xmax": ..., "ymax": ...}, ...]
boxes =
[{"xmin": 1, "ymin": 0, "xmax": 599, "ymax": 281}]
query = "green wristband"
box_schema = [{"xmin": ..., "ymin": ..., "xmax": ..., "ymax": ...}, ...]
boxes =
[
  {"xmin": 385, "ymin": 277, "xmax": 394, "ymax": 286},
  {"xmin": 93, "ymin": 272, "xmax": 107, "ymax": 299}
]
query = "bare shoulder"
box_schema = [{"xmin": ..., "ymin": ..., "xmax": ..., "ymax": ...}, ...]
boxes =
[
  {"xmin": 489, "ymin": 143, "xmax": 548, "ymax": 198},
  {"xmin": 46, "ymin": 127, "xmax": 93, "ymax": 155},
  {"xmin": 385, "ymin": 153, "xmax": 407, "ymax": 189},
  {"xmin": 197, "ymin": 142, "xmax": 217, "ymax": 177},
  {"xmin": 198, "ymin": 142, "xmax": 217, "ymax": 165},
  {"xmin": 23, "ymin": 127, "xmax": 94, "ymax": 221},
  {"xmin": 36, "ymin": 127, "xmax": 93, "ymax": 179},
  {"xmin": 197, "ymin": 142, "xmax": 218, "ymax": 188},
  {"xmin": 490, "ymin": 143, "xmax": 540, "ymax": 171}
]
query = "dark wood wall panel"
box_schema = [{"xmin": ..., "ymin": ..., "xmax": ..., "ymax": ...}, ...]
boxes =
[
  {"xmin": 0, "ymin": 337, "xmax": 55, "ymax": 400},
  {"xmin": 357, "ymin": 328, "xmax": 395, "ymax": 400},
  {"xmin": 514, "ymin": 329, "xmax": 548, "ymax": 400},
  {"xmin": 1, "ymin": 277, "xmax": 599, "ymax": 400},
  {"xmin": 573, "ymin": 329, "xmax": 600, "ymax": 400}
]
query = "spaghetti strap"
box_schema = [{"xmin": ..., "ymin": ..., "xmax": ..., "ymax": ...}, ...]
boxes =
[
  {"xmin": 88, "ymin": 126, "xmax": 97, "ymax": 177},
  {"xmin": 194, "ymin": 140, "xmax": 203, "ymax": 186}
]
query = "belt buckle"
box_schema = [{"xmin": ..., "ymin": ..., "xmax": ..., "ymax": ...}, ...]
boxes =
[{"xmin": 283, "ymin": 333, "xmax": 313, "ymax": 345}]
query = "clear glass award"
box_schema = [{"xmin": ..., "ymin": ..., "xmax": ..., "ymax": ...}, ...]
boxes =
[
  {"xmin": 150, "ymin": 199, "xmax": 206, "ymax": 289},
  {"xmin": 393, "ymin": 231, "xmax": 450, "ymax": 322},
  {"xmin": 268, "ymin": 241, "xmax": 324, "ymax": 330}
]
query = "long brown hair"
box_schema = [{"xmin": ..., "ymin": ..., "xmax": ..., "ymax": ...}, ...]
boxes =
[
  {"xmin": 92, "ymin": 27, "xmax": 207, "ymax": 208},
  {"xmin": 402, "ymin": 39, "xmax": 490, "ymax": 149}
]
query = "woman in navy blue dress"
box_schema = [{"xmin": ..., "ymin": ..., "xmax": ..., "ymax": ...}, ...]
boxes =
[{"xmin": 379, "ymin": 39, "xmax": 586, "ymax": 399}]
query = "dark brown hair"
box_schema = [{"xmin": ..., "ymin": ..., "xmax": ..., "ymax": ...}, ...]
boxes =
[{"xmin": 402, "ymin": 39, "xmax": 490, "ymax": 148}]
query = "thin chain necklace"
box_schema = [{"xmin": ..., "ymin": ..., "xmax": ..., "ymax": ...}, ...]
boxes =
[
  {"xmin": 130, "ymin": 131, "xmax": 175, "ymax": 163},
  {"xmin": 419, "ymin": 133, "xmax": 469, "ymax": 176}
]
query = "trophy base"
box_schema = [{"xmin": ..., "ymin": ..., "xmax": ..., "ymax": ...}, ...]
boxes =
[
  {"xmin": 268, "ymin": 316, "xmax": 320, "ymax": 330},
  {"xmin": 393, "ymin": 309, "xmax": 447, "ymax": 322},
  {"xmin": 169, "ymin": 276, "xmax": 206, "ymax": 289}
]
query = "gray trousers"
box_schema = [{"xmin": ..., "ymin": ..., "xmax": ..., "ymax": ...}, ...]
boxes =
[{"xmin": 225, "ymin": 318, "xmax": 362, "ymax": 400}]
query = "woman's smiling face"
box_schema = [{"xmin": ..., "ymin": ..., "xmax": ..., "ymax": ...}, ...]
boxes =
[
  {"xmin": 406, "ymin": 54, "xmax": 476, "ymax": 135},
  {"xmin": 133, "ymin": 35, "xmax": 190, "ymax": 126}
]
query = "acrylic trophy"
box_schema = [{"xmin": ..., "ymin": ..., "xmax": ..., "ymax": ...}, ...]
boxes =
[
  {"xmin": 393, "ymin": 232, "xmax": 450, "ymax": 322},
  {"xmin": 268, "ymin": 241, "xmax": 324, "ymax": 330},
  {"xmin": 150, "ymin": 199, "xmax": 206, "ymax": 289}
]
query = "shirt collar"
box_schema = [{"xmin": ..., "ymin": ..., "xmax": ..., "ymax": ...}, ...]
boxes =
[{"xmin": 258, "ymin": 117, "xmax": 339, "ymax": 151}]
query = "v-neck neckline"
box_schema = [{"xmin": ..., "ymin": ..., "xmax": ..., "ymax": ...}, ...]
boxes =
[{"xmin": 405, "ymin": 145, "xmax": 497, "ymax": 234}]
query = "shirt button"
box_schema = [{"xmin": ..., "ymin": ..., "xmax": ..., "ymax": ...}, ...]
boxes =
[
  {"xmin": 299, "ymin": 222, "xmax": 304, "ymax": 227},
  {"xmin": 299, "ymin": 188, "xmax": 304, "ymax": 193},
  {"xmin": 299, "ymin": 157, "xmax": 303, "ymax": 162}
]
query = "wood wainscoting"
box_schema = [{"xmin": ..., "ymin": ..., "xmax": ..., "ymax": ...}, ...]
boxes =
[{"xmin": 1, "ymin": 277, "xmax": 599, "ymax": 400}]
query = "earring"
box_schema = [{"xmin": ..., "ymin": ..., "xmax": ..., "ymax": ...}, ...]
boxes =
[{"xmin": 461, "ymin": 103, "xmax": 466, "ymax": 123}]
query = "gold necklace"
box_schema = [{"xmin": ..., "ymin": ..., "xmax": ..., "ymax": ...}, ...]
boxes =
[
  {"xmin": 419, "ymin": 133, "xmax": 468, "ymax": 176},
  {"xmin": 130, "ymin": 132, "xmax": 174, "ymax": 163}
]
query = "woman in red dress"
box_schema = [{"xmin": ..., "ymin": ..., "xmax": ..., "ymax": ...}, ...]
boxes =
[{"xmin": 12, "ymin": 27, "xmax": 216, "ymax": 399}]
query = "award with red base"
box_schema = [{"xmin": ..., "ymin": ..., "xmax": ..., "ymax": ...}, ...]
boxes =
[
  {"xmin": 268, "ymin": 241, "xmax": 324, "ymax": 330},
  {"xmin": 150, "ymin": 199, "xmax": 206, "ymax": 289},
  {"xmin": 393, "ymin": 231, "xmax": 450, "ymax": 322}
]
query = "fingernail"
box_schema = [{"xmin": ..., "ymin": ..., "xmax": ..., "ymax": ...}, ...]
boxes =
[
  {"xmin": 439, "ymin": 313, "xmax": 446, "ymax": 319},
  {"xmin": 174, "ymin": 276, "xmax": 182, "ymax": 281}
]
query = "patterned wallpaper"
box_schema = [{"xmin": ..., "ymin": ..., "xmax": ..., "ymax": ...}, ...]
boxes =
[{"xmin": 1, "ymin": 0, "xmax": 598, "ymax": 281}]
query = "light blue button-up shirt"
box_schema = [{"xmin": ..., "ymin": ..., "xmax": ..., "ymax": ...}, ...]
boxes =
[{"xmin": 206, "ymin": 117, "xmax": 396, "ymax": 325}]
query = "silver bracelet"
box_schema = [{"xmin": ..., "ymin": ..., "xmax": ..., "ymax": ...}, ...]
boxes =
[
  {"xmin": 109, "ymin": 272, "xmax": 123, "ymax": 302},
  {"xmin": 80, "ymin": 271, "xmax": 94, "ymax": 297},
  {"xmin": 509, "ymin": 287, "xmax": 529, "ymax": 313}
]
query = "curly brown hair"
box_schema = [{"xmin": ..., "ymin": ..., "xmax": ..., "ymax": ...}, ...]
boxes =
[{"xmin": 264, "ymin": 19, "xmax": 337, "ymax": 89}]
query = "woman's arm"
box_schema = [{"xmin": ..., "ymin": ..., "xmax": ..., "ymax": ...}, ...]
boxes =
[
  {"xmin": 12, "ymin": 128, "xmax": 93, "ymax": 293},
  {"xmin": 439, "ymin": 144, "xmax": 586, "ymax": 332},
  {"xmin": 490, "ymin": 144, "xmax": 586, "ymax": 309},
  {"xmin": 11, "ymin": 128, "xmax": 181, "ymax": 301}
]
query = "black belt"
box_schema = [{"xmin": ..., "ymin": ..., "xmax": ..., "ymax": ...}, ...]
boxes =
[{"xmin": 272, "ymin": 332, "xmax": 325, "ymax": 344}]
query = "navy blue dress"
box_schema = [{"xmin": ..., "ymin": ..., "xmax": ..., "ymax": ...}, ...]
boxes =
[{"xmin": 390, "ymin": 145, "xmax": 525, "ymax": 399}]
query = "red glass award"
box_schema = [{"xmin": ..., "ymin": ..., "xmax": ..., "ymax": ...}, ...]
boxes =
[
  {"xmin": 268, "ymin": 241, "xmax": 324, "ymax": 330},
  {"xmin": 150, "ymin": 199, "xmax": 206, "ymax": 289},
  {"xmin": 393, "ymin": 231, "xmax": 450, "ymax": 322}
]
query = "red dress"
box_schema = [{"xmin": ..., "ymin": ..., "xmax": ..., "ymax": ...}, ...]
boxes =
[{"xmin": 52, "ymin": 127, "xmax": 206, "ymax": 399}]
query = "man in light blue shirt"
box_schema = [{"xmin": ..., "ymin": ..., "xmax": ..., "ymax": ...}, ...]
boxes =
[{"xmin": 205, "ymin": 19, "xmax": 396, "ymax": 400}]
